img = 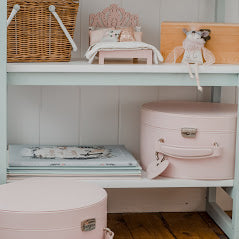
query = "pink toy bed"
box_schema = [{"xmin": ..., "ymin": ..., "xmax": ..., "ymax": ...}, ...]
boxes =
[{"xmin": 88, "ymin": 4, "xmax": 153, "ymax": 65}]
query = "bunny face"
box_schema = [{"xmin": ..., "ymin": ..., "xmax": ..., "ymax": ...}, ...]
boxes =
[
  {"xmin": 183, "ymin": 28, "xmax": 211, "ymax": 42},
  {"xmin": 101, "ymin": 30, "xmax": 121, "ymax": 42},
  {"xmin": 184, "ymin": 30, "xmax": 202, "ymax": 40},
  {"xmin": 109, "ymin": 30, "xmax": 121, "ymax": 38},
  {"xmin": 199, "ymin": 29, "xmax": 211, "ymax": 41}
]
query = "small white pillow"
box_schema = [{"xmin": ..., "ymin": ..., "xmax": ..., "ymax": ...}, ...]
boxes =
[
  {"xmin": 89, "ymin": 28, "xmax": 114, "ymax": 45},
  {"xmin": 101, "ymin": 29, "xmax": 121, "ymax": 42}
]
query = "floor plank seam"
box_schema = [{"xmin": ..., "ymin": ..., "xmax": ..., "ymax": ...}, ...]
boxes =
[
  {"xmin": 122, "ymin": 214, "xmax": 135, "ymax": 239},
  {"xmin": 157, "ymin": 213, "xmax": 177, "ymax": 239},
  {"xmin": 198, "ymin": 212, "xmax": 229, "ymax": 239}
]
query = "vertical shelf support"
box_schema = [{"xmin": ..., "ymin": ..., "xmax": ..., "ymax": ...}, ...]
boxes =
[
  {"xmin": 231, "ymin": 84, "xmax": 239, "ymax": 239},
  {"xmin": 0, "ymin": 0, "xmax": 8, "ymax": 184},
  {"xmin": 211, "ymin": 86, "xmax": 221, "ymax": 103},
  {"xmin": 206, "ymin": 83, "xmax": 239, "ymax": 239},
  {"xmin": 207, "ymin": 79, "xmax": 220, "ymax": 210},
  {"xmin": 206, "ymin": 1, "xmax": 239, "ymax": 238},
  {"xmin": 206, "ymin": 86, "xmax": 231, "ymax": 237}
]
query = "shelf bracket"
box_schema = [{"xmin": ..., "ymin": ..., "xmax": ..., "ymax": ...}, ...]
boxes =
[
  {"xmin": 206, "ymin": 200, "xmax": 233, "ymax": 238},
  {"xmin": 222, "ymin": 187, "xmax": 234, "ymax": 199}
]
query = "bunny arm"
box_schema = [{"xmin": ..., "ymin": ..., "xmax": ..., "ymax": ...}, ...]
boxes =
[
  {"xmin": 202, "ymin": 47, "xmax": 215, "ymax": 65},
  {"xmin": 166, "ymin": 46, "xmax": 185, "ymax": 64}
]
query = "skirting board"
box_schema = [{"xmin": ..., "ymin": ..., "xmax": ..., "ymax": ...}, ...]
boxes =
[{"xmin": 106, "ymin": 188, "xmax": 232, "ymax": 213}]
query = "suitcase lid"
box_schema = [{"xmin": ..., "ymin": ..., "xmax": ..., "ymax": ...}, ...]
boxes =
[
  {"xmin": 0, "ymin": 178, "xmax": 107, "ymax": 213},
  {"xmin": 141, "ymin": 101, "xmax": 237, "ymax": 132}
]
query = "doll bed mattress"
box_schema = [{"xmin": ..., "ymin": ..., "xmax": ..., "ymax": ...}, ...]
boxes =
[{"xmin": 85, "ymin": 42, "xmax": 164, "ymax": 64}]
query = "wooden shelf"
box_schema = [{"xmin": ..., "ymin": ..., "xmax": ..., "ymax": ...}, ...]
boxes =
[
  {"xmin": 7, "ymin": 61, "xmax": 239, "ymax": 73},
  {"xmin": 7, "ymin": 61, "xmax": 239, "ymax": 86},
  {"xmin": 7, "ymin": 173, "xmax": 234, "ymax": 189}
]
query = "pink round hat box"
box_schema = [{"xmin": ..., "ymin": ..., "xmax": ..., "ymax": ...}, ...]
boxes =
[
  {"xmin": 0, "ymin": 178, "xmax": 109, "ymax": 239},
  {"xmin": 140, "ymin": 101, "xmax": 237, "ymax": 180}
]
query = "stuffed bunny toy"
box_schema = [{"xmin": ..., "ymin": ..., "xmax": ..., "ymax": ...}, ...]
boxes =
[
  {"xmin": 166, "ymin": 28, "xmax": 215, "ymax": 91},
  {"xmin": 101, "ymin": 29, "xmax": 121, "ymax": 42}
]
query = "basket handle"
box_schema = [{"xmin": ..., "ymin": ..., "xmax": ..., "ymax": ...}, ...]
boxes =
[
  {"xmin": 49, "ymin": 5, "xmax": 78, "ymax": 52},
  {"xmin": 7, "ymin": 4, "xmax": 20, "ymax": 27}
]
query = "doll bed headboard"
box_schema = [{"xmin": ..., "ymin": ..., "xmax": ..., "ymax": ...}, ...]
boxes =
[{"xmin": 89, "ymin": 4, "xmax": 139, "ymax": 28}]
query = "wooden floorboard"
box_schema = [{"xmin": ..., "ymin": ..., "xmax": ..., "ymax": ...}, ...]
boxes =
[
  {"xmin": 108, "ymin": 212, "xmax": 229, "ymax": 239},
  {"xmin": 162, "ymin": 212, "xmax": 222, "ymax": 239},
  {"xmin": 199, "ymin": 212, "xmax": 229, "ymax": 239},
  {"xmin": 108, "ymin": 214, "xmax": 133, "ymax": 239}
]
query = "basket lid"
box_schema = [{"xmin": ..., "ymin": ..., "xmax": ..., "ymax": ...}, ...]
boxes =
[{"xmin": 0, "ymin": 178, "xmax": 106, "ymax": 212}]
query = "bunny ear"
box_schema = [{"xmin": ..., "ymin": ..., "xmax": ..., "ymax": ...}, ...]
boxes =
[
  {"xmin": 200, "ymin": 29, "xmax": 211, "ymax": 41},
  {"xmin": 200, "ymin": 29, "xmax": 211, "ymax": 37},
  {"xmin": 182, "ymin": 28, "xmax": 188, "ymax": 34}
]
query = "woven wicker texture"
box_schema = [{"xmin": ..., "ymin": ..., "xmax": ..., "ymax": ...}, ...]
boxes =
[{"xmin": 7, "ymin": 0, "xmax": 79, "ymax": 62}]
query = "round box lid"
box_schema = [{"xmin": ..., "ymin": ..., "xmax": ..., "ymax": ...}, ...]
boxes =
[
  {"xmin": 141, "ymin": 101, "xmax": 237, "ymax": 132},
  {"xmin": 142, "ymin": 101, "xmax": 237, "ymax": 117},
  {"xmin": 0, "ymin": 178, "xmax": 107, "ymax": 212}
]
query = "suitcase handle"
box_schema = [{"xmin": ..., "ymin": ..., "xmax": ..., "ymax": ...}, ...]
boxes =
[
  {"xmin": 158, "ymin": 142, "xmax": 222, "ymax": 159},
  {"xmin": 104, "ymin": 228, "xmax": 114, "ymax": 239}
]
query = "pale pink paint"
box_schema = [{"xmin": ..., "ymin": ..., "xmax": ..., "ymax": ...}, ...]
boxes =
[
  {"xmin": 99, "ymin": 50, "xmax": 152, "ymax": 65},
  {"xmin": 89, "ymin": 4, "xmax": 152, "ymax": 64},
  {"xmin": 0, "ymin": 178, "xmax": 108, "ymax": 239},
  {"xmin": 89, "ymin": 4, "xmax": 139, "ymax": 29},
  {"xmin": 140, "ymin": 101, "xmax": 237, "ymax": 180}
]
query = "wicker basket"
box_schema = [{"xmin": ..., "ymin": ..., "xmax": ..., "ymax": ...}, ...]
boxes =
[{"xmin": 7, "ymin": 0, "xmax": 79, "ymax": 62}]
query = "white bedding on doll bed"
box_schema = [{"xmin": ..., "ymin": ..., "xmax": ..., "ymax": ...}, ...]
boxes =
[{"xmin": 85, "ymin": 42, "xmax": 164, "ymax": 64}]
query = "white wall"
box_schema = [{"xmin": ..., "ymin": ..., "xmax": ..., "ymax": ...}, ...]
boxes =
[{"xmin": 8, "ymin": 0, "xmax": 237, "ymax": 212}]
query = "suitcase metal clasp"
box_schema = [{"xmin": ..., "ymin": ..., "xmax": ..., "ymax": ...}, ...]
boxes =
[
  {"xmin": 181, "ymin": 128, "xmax": 197, "ymax": 138},
  {"xmin": 81, "ymin": 218, "xmax": 96, "ymax": 232}
]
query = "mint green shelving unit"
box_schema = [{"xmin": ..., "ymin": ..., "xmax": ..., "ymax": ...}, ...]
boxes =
[
  {"xmin": 0, "ymin": 0, "xmax": 8, "ymax": 185},
  {"xmin": 1, "ymin": 0, "xmax": 239, "ymax": 238}
]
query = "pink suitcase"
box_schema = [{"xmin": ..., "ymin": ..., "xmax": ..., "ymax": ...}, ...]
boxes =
[
  {"xmin": 140, "ymin": 101, "xmax": 237, "ymax": 180},
  {"xmin": 0, "ymin": 178, "xmax": 114, "ymax": 239}
]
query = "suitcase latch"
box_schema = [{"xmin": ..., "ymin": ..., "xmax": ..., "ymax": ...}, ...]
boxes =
[
  {"xmin": 81, "ymin": 218, "xmax": 96, "ymax": 232},
  {"xmin": 181, "ymin": 128, "xmax": 197, "ymax": 138}
]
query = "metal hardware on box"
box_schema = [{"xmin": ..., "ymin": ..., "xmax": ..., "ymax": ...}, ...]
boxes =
[
  {"xmin": 159, "ymin": 138, "xmax": 165, "ymax": 143},
  {"xmin": 214, "ymin": 142, "xmax": 219, "ymax": 147},
  {"xmin": 104, "ymin": 228, "xmax": 114, "ymax": 236},
  {"xmin": 155, "ymin": 151, "xmax": 160, "ymax": 160},
  {"xmin": 81, "ymin": 218, "xmax": 96, "ymax": 232},
  {"xmin": 181, "ymin": 128, "xmax": 197, "ymax": 138},
  {"xmin": 161, "ymin": 155, "xmax": 166, "ymax": 163},
  {"xmin": 155, "ymin": 152, "xmax": 166, "ymax": 163}
]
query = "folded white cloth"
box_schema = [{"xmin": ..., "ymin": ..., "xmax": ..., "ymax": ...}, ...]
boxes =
[{"xmin": 85, "ymin": 41, "xmax": 164, "ymax": 64}]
